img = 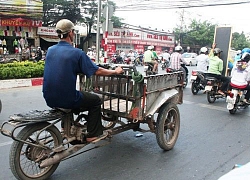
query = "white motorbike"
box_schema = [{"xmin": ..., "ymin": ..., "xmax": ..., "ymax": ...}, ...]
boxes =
[{"xmin": 226, "ymin": 86, "xmax": 249, "ymax": 114}]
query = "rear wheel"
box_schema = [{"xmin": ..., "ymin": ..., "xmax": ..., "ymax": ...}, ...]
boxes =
[
  {"xmin": 207, "ymin": 91, "xmax": 216, "ymax": 103},
  {"xmin": 191, "ymin": 82, "xmax": 199, "ymax": 95},
  {"xmin": 156, "ymin": 103, "xmax": 180, "ymax": 151},
  {"xmin": 9, "ymin": 122, "xmax": 62, "ymax": 180},
  {"xmin": 229, "ymin": 96, "xmax": 239, "ymax": 114}
]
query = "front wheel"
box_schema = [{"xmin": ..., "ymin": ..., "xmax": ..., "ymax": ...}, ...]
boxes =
[
  {"xmin": 156, "ymin": 103, "xmax": 180, "ymax": 151},
  {"xmin": 9, "ymin": 122, "xmax": 62, "ymax": 180}
]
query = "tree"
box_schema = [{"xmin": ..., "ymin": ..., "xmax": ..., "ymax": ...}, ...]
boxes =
[
  {"xmin": 231, "ymin": 32, "xmax": 250, "ymax": 50},
  {"xmin": 174, "ymin": 19, "xmax": 216, "ymax": 50},
  {"xmin": 42, "ymin": 0, "xmax": 81, "ymax": 26},
  {"xmin": 42, "ymin": 0, "xmax": 123, "ymax": 49}
]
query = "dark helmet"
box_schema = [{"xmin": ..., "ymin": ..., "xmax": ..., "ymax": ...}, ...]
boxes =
[
  {"xmin": 241, "ymin": 52, "xmax": 250, "ymax": 63},
  {"xmin": 213, "ymin": 48, "xmax": 222, "ymax": 55}
]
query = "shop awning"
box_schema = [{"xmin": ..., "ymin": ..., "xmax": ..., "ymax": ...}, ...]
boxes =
[{"xmin": 40, "ymin": 37, "xmax": 59, "ymax": 43}]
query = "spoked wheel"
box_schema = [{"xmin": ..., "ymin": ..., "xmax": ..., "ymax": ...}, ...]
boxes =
[
  {"xmin": 191, "ymin": 82, "xmax": 199, "ymax": 95},
  {"xmin": 9, "ymin": 122, "xmax": 62, "ymax": 180},
  {"xmin": 102, "ymin": 112, "xmax": 117, "ymax": 130},
  {"xmin": 207, "ymin": 91, "xmax": 216, "ymax": 103},
  {"xmin": 156, "ymin": 103, "xmax": 180, "ymax": 151}
]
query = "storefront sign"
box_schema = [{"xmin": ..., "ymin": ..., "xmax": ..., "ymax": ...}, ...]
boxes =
[
  {"xmin": 108, "ymin": 28, "xmax": 174, "ymax": 43},
  {"xmin": 37, "ymin": 27, "xmax": 57, "ymax": 36},
  {"xmin": 0, "ymin": 18, "xmax": 42, "ymax": 27},
  {"xmin": 107, "ymin": 39, "xmax": 174, "ymax": 47}
]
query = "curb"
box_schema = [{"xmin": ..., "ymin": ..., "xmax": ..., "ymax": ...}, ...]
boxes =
[{"xmin": 0, "ymin": 77, "xmax": 43, "ymax": 89}]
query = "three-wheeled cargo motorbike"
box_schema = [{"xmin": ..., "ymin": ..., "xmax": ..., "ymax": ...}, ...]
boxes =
[{"xmin": 0, "ymin": 64, "xmax": 183, "ymax": 180}]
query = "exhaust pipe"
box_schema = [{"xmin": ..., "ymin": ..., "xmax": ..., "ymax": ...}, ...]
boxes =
[{"xmin": 39, "ymin": 144, "xmax": 86, "ymax": 168}]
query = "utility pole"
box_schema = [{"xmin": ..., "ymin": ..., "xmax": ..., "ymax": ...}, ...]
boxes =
[
  {"xmin": 178, "ymin": 9, "xmax": 185, "ymax": 46},
  {"xmin": 96, "ymin": 0, "xmax": 102, "ymax": 63}
]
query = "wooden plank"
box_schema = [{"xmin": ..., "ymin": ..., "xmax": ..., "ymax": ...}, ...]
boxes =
[
  {"xmin": 103, "ymin": 99, "xmax": 132, "ymax": 112},
  {"xmin": 213, "ymin": 26, "xmax": 233, "ymax": 76}
]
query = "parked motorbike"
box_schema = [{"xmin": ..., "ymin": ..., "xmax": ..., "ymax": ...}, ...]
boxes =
[
  {"xmin": 190, "ymin": 70, "xmax": 207, "ymax": 95},
  {"xmin": 204, "ymin": 76, "xmax": 225, "ymax": 103},
  {"xmin": 226, "ymin": 85, "xmax": 249, "ymax": 114}
]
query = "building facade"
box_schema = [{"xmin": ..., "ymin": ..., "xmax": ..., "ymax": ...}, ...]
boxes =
[
  {"xmin": 0, "ymin": 0, "xmax": 43, "ymax": 54},
  {"xmin": 104, "ymin": 28, "xmax": 175, "ymax": 56}
]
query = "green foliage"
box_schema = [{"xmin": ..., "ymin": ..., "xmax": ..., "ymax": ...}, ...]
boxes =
[
  {"xmin": 174, "ymin": 19, "xmax": 216, "ymax": 47},
  {"xmin": 174, "ymin": 17, "xmax": 250, "ymax": 50},
  {"xmin": 0, "ymin": 61, "xmax": 45, "ymax": 80},
  {"xmin": 231, "ymin": 32, "xmax": 250, "ymax": 50}
]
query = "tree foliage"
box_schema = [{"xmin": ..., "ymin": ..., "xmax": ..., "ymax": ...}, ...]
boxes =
[
  {"xmin": 231, "ymin": 32, "xmax": 250, "ymax": 50},
  {"xmin": 42, "ymin": 0, "xmax": 81, "ymax": 26},
  {"xmin": 174, "ymin": 18, "xmax": 250, "ymax": 51},
  {"xmin": 174, "ymin": 19, "xmax": 215, "ymax": 48}
]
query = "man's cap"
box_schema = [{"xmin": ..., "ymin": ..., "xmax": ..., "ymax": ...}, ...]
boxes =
[{"xmin": 56, "ymin": 19, "xmax": 75, "ymax": 35}]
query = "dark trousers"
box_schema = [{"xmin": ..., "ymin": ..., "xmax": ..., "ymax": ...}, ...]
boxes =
[
  {"xmin": 207, "ymin": 73, "xmax": 230, "ymax": 92},
  {"xmin": 80, "ymin": 91, "xmax": 103, "ymax": 138}
]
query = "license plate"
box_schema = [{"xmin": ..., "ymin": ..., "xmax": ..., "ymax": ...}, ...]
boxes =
[
  {"xmin": 226, "ymin": 96, "xmax": 235, "ymax": 104},
  {"xmin": 190, "ymin": 75, "xmax": 197, "ymax": 81},
  {"xmin": 205, "ymin": 86, "xmax": 212, "ymax": 91}
]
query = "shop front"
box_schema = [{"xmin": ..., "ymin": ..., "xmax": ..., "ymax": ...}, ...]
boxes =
[
  {"xmin": 0, "ymin": 18, "xmax": 42, "ymax": 54},
  {"xmin": 105, "ymin": 28, "xmax": 175, "ymax": 57},
  {"xmin": 37, "ymin": 27, "xmax": 59, "ymax": 51}
]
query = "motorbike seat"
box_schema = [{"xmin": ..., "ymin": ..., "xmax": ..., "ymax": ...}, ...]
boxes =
[
  {"xmin": 55, "ymin": 107, "xmax": 88, "ymax": 114},
  {"xmin": 230, "ymin": 83, "xmax": 247, "ymax": 90},
  {"xmin": 205, "ymin": 76, "xmax": 221, "ymax": 82}
]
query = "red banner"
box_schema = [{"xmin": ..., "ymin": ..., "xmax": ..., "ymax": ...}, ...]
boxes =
[{"xmin": 0, "ymin": 18, "xmax": 42, "ymax": 27}]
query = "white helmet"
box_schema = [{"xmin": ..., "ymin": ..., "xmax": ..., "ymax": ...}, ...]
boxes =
[
  {"xmin": 237, "ymin": 50, "xmax": 241, "ymax": 55},
  {"xmin": 200, "ymin": 47, "xmax": 208, "ymax": 53},
  {"xmin": 147, "ymin": 46, "xmax": 152, "ymax": 50},
  {"xmin": 175, "ymin": 45, "xmax": 182, "ymax": 51}
]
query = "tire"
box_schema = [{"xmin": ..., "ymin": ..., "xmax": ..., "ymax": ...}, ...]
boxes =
[
  {"xmin": 191, "ymin": 82, "xmax": 199, "ymax": 95},
  {"xmin": 156, "ymin": 103, "xmax": 180, "ymax": 151},
  {"xmin": 229, "ymin": 96, "xmax": 239, "ymax": 114},
  {"xmin": 207, "ymin": 91, "xmax": 216, "ymax": 103},
  {"xmin": 9, "ymin": 122, "xmax": 62, "ymax": 180},
  {"xmin": 229, "ymin": 108, "xmax": 237, "ymax": 114}
]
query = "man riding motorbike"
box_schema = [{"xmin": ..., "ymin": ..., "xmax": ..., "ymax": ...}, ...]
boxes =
[
  {"xmin": 143, "ymin": 46, "xmax": 158, "ymax": 73},
  {"xmin": 229, "ymin": 52, "xmax": 250, "ymax": 104},
  {"xmin": 169, "ymin": 45, "xmax": 188, "ymax": 83},
  {"xmin": 42, "ymin": 19, "xmax": 124, "ymax": 143},
  {"xmin": 207, "ymin": 43, "xmax": 230, "ymax": 96}
]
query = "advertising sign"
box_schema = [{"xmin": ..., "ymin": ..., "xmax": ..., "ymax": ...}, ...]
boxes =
[
  {"xmin": 0, "ymin": 18, "xmax": 42, "ymax": 27},
  {"xmin": 0, "ymin": 0, "xmax": 43, "ymax": 19}
]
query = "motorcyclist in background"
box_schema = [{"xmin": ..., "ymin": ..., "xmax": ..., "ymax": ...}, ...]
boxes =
[
  {"xmin": 143, "ymin": 46, "xmax": 158, "ymax": 73},
  {"xmin": 196, "ymin": 47, "xmax": 209, "ymax": 72},
  {"xmin": 233, "ymin": 50, "xmax": 242, "ymax": 66},
  {"xmin": 230, "ymin": 52, "xmax": 250, "ymax": 104},
  {"xmin": 162, "ymin": 49, "xmax": 171, "ymax": 67},
  {"xmin": 207, "ymin": 43, "xmax": 230, "ymax": 96},
  {"xmin": 151, "ymin": 46, "xmax": 158, "ymax": 61},
  {"xmin": 169, "ymin": 45, "xmax": 188, "ymax": 82}
]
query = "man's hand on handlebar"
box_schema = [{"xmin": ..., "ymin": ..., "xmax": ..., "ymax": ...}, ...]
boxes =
[{"xmin": 115, "ymin": 66, "xmax": 124, "ymax": 74}]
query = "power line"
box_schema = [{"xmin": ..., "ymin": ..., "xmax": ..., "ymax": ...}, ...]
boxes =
[{"xmin": 115, "ymin": 0, "xmax": 250, "ymax": 11}]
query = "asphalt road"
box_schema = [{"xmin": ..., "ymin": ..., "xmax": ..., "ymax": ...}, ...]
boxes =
[{"xmin": 0, "ymin": 65, "xmax": 250, "ymax": 180}]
